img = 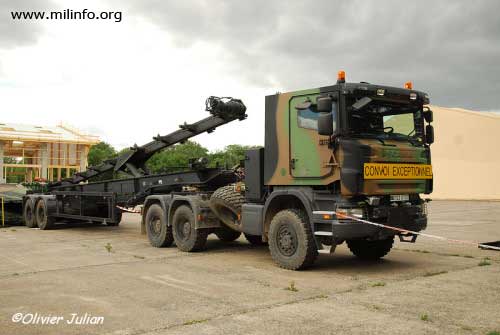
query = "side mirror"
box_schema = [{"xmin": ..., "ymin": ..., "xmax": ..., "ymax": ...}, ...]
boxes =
[
  {"xmin": 425, "ymin": 124, "xmax": 434, "ymax": 144},
  {"xmin": 423, "ymin": 108, "xmax": 433, "ymax": 123},
  {"xmin": 317, "ymin": 96, "xmax": 332, "ymax": 113},
  {"xmin": 318, "ymin": 112, "xmax": 333, "ymax": 136}
]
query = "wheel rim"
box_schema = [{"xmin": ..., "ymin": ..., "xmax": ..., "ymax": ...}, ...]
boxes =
[
  {"xmin": 36, "ymin": 205, "xmax": 46, "ymax": 224},
  {"xmin": 150, "ymin": 216, "xmax": 162, "ymax": 235},
  {"xmin": 276, "ymin": 224, "xmax": 298, "ymax": 256},
  {"xmin": 176, "ymin": 219, "xmax": 191, "ymax": 241}
]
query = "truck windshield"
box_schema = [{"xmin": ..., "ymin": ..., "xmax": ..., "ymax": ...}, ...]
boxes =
[{"xmin": 346, "ymin": 98, "xmax": 424, "ymax": 144}]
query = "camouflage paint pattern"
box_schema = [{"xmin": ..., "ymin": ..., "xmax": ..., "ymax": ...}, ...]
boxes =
[{"xmin": 264, "ymin": 84, "xmax": 432, "ymax": 196}]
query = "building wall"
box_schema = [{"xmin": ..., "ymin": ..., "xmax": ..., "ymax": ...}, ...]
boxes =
[{"xmin": 429, "ymin": 106, "xmax": 500, "ymax": 200}]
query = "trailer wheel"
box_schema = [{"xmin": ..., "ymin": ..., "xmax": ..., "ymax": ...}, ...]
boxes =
[
  {"xmin": 244, "ymin": 233, "xmax": 267, "ymax": 246},
  {"xmin": 172, "ymin": 205, "xmax": 207, "ymax": 252},
  {"xmin": 23, "ymin": 200, "xmax": 37, "ymax": 228},
  {"xmin": 215, "ymin": 226, "xmax": 241, "ymax": 242},
  {"xmin": 145, "ymin": 204, "xmax": 173, "ymax": 247},
  {"xmin": 346, "ymin": 237, "xmax": 394, "ymax": 260},
  {"xmin": 210, "ymin": 185, "xmax": 244, "ymax": 232},
  {"xmin": 268, "ymin": 209, "xmax": 318, "ymax": 270},
  {"xmin": 35, "ymin": 199, "xmax": 55, "ymax": 230},
  {"xmin": 106, "ymin": 211, "xmax": 122, "ymax": 226}
]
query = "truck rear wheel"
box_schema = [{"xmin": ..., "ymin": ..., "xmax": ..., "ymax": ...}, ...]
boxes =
[
  {"xmin": 268, "ymin": 209, "xmax": 318, "ymax": 270},
  {"xmin": 23, "ymin": 200, "xmax": 37, "ymax": 228},
  {"xmin": 210, "ymin": 185, "xmax": 244, "ymax": 232},
  {"xmin": 172, "ymin": 205, "xmax": 207, "ymax": 252},
  {"xmin": 215, "ymin": 226, "xmax": 241, "ymax": 242},
  {"xmin": 346, "ymin": 237, "xmax": 394, "ymax": 260},
  {"xmin": 145, "ymin": 204, "xmax": 173, "ymax": 247},
  {"xmin": 35, "ymin": 199, "xmax": 55, "ymax": 230},
  {"xmin": 244, "ymin": 233, "xmax": 267, "ymax": 246}
]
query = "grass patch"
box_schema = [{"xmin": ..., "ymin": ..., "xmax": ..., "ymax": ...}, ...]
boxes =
[
  {"xmin": 105, "ymin": 243, "xmax": 113, "ymax": 253},
  {"xmin": 487, "ymin": 332, "xmax": 500, "ymax": 335},
  {"xmin": 183, "ymin": 319, "xmax": 209, "ymax": 326},
  {"xmin": 420, "ymin": 313, "xmax": 429, "ymax": 321},
  {"xmin": 478, "ymin": 259, "xmax": 492, "ymax": 266},
  {"xmin": 423, "ymin": 270, "xmax": 448, "ymax": 277},
  {"xmin": 371, "ymin": 282, "xmax": 386, "ymax": 287},
  {"xmin": 285, "ymin": 281, "xmax": 298, "ymax": 292}
]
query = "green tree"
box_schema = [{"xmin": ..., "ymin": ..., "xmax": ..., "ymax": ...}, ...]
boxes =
[
  {"xmin": 209, "ymin": 144, "xmax": 260, "ymax": 168},
  {"xmin": 146, "ymin": 141, "xmax": 209, "ymax": 174},
  {"xmin": 88, "ymin": 142, "xmax": 117, "ymax": 166}
]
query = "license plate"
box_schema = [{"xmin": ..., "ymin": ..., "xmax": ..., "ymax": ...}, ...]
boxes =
[
  {"xmin": 390, "ymin": 194, "xmax": 409, "ymax": 202},
  {"xmin": 363, "ymin": 163, "xmax": 432, "ymax": 179}
]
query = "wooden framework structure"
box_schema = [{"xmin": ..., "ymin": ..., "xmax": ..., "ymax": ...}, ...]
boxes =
[{"xmin": 0, "ymin": 122, "xmax": 99, "ymax": 183}]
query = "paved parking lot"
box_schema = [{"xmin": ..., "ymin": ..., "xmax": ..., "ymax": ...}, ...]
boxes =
[{"xmin": 0, "ymin": 201, "xmax": 499, "ymax": 335}]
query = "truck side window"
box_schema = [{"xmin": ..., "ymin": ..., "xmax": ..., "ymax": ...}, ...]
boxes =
[{"xmin": 297, "ymin": 102, "xmax": 338, "ymax": 131}]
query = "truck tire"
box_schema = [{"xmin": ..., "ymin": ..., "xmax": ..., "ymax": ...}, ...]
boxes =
[
  {"xmin": 35, "ymin": 199, "xmax": 55, "ymax": 230},
  {"xmin": 106, "ymin": 210, "xmax": 122, "ymax": 226},
  {"xmin": 268, "ymin": 209, "xmax": 318, "ymax": 270},
  {"xmin": 346, "ymin": 237, "xmax": 394, "ymax": 260},
  {"xmin": 23, "ymin": 200, "xmax": 37, "ymax": 228},
  {"xmin": 172, "ymin": 205, "xmax": 207, "ymax": 252},
  {"xmin": 244, "ymin": 233, "xmax": 267, "ymax": 246},
  {"xmin": 215, "ymin": 226, "xmax": 241, "ymax": 242},
  {"xmin": 145, "ymin": 204, "xmax": 173, "ymax": 247},
  {"xmin": 210, "ymin": 185, "xmax": 244, "ymax": 232}
]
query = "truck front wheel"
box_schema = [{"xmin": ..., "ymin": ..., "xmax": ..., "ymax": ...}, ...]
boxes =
[
  {"xmin": 268, "ymin": 209, "xmax": 318, "ymax": 270},
  {"xmin": 346, "ymin": 237, "xmax": 394, "ymax": 260},
  {"xmin": 172, "ymin": 205, "xmax": 208, "ymax": 252},
  {"xmin": 145, "ymin": 204, "xmax": 173, "ymax": 247}
]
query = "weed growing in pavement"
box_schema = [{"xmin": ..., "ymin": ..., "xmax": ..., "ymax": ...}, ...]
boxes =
[
  {"xmin": 105, "ymin": 243, "xmax": 113, "ymax": 253},
  {"xmin": 420, "ymin": 313, "xmax": 429, "ymax": 321},
  {"xmin": 285, "ymin": 281, "xmax": 298, "ymax": 292},
  {"xmin": 478, "ymin": 259, "xmax": 492, "ymax": 266},
  {"xmin": 371, "ymin": 282, "xmax": 386, "ymax": 287},
  {"xmin": 183, "ymin": 319, "xmax": 209, "ymax": 326}
]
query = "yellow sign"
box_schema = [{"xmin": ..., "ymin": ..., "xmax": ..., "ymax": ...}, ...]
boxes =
[{"xmin": 364, "ymin": 163, "xmax": 433, "ymax": 179}]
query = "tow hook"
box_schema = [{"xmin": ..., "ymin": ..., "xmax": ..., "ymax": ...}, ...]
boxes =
[{"xmin": 398, "ymin": 233, "xmax": 418, "ymax": 243}]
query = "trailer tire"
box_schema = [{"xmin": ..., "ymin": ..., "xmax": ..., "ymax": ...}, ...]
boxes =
[
  {"xmin": 145, "ymin": 204, "xmax": 173, "ymax": 247},
  {"xmin": 172, "ymin": 205, "xmax": 207, "ymax": 252},
  {"xmin": 106, "ymin": 211, "xmax": 122, "ymax": 226},
  {"xmin": 268, "ymin": 209, "xmax": 318, "ymax": 270},
  {"xmin": 35, "ymin": 199, "xmax": 55, "ymax": 230},
  {"xmin": 23, "ymin": 200, "xmax": 37, "ymax": 228},
  {"xmin": 215, "ymin": 226, "xmax": 241, "ymax": 242},
  {"xmin": 346, "ymin": 237, "xmax": 394, "ymax": 260},
  {"xmin": 244, "ymin": 233, "xmax": 267, "ymax": 246},
  {"xmin": 210, "ymin": 185, "xmax": 244, "ymax": 232}
]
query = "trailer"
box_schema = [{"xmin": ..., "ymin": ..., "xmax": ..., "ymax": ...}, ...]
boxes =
[{"xmin": 24, "ymin": 72, "xmax": 435, "ymax": 270}]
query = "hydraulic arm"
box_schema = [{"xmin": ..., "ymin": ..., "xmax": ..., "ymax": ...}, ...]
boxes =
[{"xmin": 50, "ymin": 97, "xmax": 246, "ymax": 188}]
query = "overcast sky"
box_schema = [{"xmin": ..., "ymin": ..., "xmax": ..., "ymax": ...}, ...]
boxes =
[{"xmin": 1, "ymin": 0, "xmax": 499, "ymax": 150}]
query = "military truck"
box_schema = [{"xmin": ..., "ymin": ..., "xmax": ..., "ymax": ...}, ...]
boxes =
[{"xmin": 23, "ymin": 72, "xmax": 434, "ymax": 270}]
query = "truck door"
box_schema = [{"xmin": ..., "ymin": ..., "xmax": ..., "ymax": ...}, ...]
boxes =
[{"xmin": 289, "ymin": 92, "xmax": 338, "ymax": 179}]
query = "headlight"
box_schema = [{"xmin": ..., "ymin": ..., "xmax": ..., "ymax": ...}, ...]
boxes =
[{"xmin": 337, "ymin": 208, "xmax": 364, "ymax": 218}]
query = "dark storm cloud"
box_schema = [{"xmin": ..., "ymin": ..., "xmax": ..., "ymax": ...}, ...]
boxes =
[
  {"xmin": 122, "ymin": 0, "xmax": 500, "ymax": 110},
  {"xmin": 0, "ymin": 0, "xmax": 55, "ymax": 48}
]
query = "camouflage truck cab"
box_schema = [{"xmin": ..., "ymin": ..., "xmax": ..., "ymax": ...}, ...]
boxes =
[{"xmin": 240, "ymin": 72, "xmax": 434, "ymax": 269}]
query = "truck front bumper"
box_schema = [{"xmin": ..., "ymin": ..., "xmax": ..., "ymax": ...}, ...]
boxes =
[{"xmin": 312, "ymin": 205, "xmax": 427, "ymax": 241}]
